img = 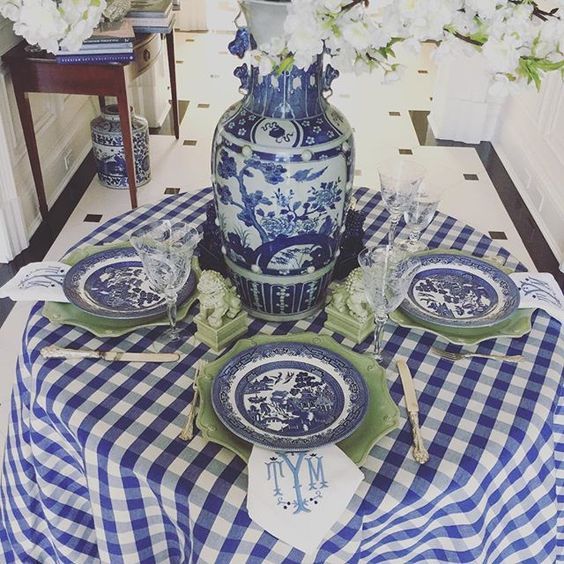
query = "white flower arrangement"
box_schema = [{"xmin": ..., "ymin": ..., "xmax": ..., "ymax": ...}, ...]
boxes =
[
  {"xmin": 251, "ymin": 0, "xmax": 564, "ymax": 90},
  {"xmin": 0, "ymin": 0, "xmax": 106, "ymax": 54}
]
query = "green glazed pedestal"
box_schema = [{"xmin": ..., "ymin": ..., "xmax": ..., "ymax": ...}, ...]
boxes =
[
  {"xmin": 194, "ymin": 311, "xmax": 249, "ymax": 352},
  {"xmin": 324, "ymin": 302, "xmax": 374, "ymax": 344}
]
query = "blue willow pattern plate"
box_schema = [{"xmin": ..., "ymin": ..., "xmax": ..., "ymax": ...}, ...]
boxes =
[
  {"xmin": 211, "ymin": 342, "xmax": 369, "ymax": 451},
  {"xmin": 400, "ymin": 253, "xmax": 520, "ymax": 329},
  {"xmin": 63, "ymin": 247, "xmax": 196, "ymax": 320}
]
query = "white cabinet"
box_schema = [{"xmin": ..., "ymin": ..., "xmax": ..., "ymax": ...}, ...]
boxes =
[
  {"xmin": 493, "ymin": 75, "xmax": 564, "ymax": 266},
  {"xmin": 428, "ymin": 53, "xmax": 504, "ymax": 144},
  {"xmin": 428, "ymin": 51, "xmax": 564, "ymax": 267}
]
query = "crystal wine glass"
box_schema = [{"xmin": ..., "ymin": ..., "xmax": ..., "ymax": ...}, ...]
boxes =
[
  {"xmin": 358, "ymin": 245, "xmax": 417, "ymax": 364},
  {"xmin": 130, "ymin": 220, "xmax": 200, "ymax": 351},
  {"xmin": 402, "ymin": 179, "xmax": 445, "ymax": 252},
  {"xmin": 378, "ymin": 158, "xmax": 426, "ymax": 247}
]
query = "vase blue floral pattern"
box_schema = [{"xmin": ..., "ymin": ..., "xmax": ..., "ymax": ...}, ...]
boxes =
[
  {"xmin": 212, "ymin": 27, "xmax": 354, "ymax": 320},
  {"xmin": 91, "ymin": 105, "xmax": 151, "ymax": 190}
]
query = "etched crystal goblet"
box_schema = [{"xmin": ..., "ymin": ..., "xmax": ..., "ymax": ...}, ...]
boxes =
[
  {"xmin": 378, "ymin": 158, "xmax": 426, "ymax": 247},
  {"xmin": 130, "ymin": 220, "xmax": 200, "ymax": 351},
  {"xmin": 402, "ymin": 179, "xmax": 445, "ymax": 252},
  {"xmin": 358, "ymin": 245, "xmax": 417, "ymax": 364}
]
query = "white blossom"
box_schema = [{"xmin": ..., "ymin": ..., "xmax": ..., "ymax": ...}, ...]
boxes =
[
  {"xmin": 241, "ymin": 0, "xmax": 564, "ymax": 89},
  {"xmin": 0, "ymin": 0, "xmax": 21, "ymax": 21},
  {"xmin": 2, "ymin": 0, "xmax": 105, "ymax": 54},
  {"xmin": 482, "ymin": 37, "xmax": 522, "ymax": 74}
]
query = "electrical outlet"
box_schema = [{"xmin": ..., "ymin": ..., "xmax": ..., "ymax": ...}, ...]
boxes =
[{"xmin": 63, "ymin": 149, "xmax": 73, "ymax": 171}]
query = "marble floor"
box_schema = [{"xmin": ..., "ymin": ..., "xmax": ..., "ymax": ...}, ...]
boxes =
[{"xmin": 0, "ymin": 0, "xmax": 551, "ymax": 458}]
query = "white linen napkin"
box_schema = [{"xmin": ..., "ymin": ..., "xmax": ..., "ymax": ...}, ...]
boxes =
[
  {"xmin": 0, "ymin": 262, "xmax": 70, "ymax": 303},
  {"xmin": 247, "ymin": 445, "xmax": 363, "ymax": 554},
  {"xmin": 511, "ymin": 272, "xmax": 563, "ymax": 323}
]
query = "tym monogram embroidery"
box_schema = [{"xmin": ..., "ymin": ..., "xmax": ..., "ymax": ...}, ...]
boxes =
[{"xmin": 265, "ymin": 452, "xmax": 329, "ymax": 514}]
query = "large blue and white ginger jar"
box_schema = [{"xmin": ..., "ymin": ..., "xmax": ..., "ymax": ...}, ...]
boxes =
[
  {"xmin": 212, "ymin": 0, "xmax": 354, "ymax": 320},
  {"xmin": 91, "ymin": 104, "xmax": 151, "ymax": 190}
]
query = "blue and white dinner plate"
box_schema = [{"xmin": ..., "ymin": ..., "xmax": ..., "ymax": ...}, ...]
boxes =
[
  {"xmin": 211, "ymin": 342, "xmax": 369, "ymax": 451},
  {"xmin": 63, "ymin": 247, "xmax": 196, "ymax": 320},
  {"xmin": 399, "ymin": 252, "xmax": 520, "ymax": 329}
]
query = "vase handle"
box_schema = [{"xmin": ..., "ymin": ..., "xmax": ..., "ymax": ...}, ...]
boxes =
[
  {"xmin": 234, "ymin": 64, "xmax": 250, "ymax": 94},
  {"xmin": 323, "ymin": 64, "xmax": 340, "ymax": 99},
  {"xmin": 228, "ymin": 26, "xmax": 251, "ymax": 59}
]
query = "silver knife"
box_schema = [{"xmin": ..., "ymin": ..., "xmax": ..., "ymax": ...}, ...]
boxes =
[
  {"xmin": 397, "ymin": 359, "xmax": 430, "ymax": 464},
  {"xmin": 41, "ymin": 346, "xmax": 179, "ymax": 363}
]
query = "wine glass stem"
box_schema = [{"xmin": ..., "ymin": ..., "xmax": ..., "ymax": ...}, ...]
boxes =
[
  {"xmin": 373, "ymin": 313, "xmax": 388, "ymax": 362},
  {"xmin": 165, "ymin": 294, "xmax": 179, "ymax": 335},
  {"xmin": 389, "ymin": 215, "xmax": 400, "ymax": 246}
]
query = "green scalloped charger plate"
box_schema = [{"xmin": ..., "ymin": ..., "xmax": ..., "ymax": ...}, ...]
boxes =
[
  {"xmin": 42, "ymin": 242, "xmax": 200, "ymax": 338},
  {"xmin": 195, "ymin": 332, "xmax": 400, "ymax": 466},
  {"xmin": 390, "ymin": 307, "xmax": 533, "ymax": 345},
  {"xmin": 390, "ymin": 248, "xmax": 533, "ymax": 345}
]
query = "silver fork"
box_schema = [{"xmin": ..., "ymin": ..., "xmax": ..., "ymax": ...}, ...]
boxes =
[
  {"xmin": 179, "ymin": 360, "xmax": 208, "ymax": 441},
  {"xmin": 431, "ymin": 347, "xmax": 524, "ymax": 362}
]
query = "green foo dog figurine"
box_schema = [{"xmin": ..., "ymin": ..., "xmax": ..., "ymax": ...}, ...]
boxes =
[
  {"xmin": 194, "ymin": 270, "xmax": 249, "ymax": 351},
  {"xmin": 324, "ymin": 268, "xmax": 374, "ymax": 344}
]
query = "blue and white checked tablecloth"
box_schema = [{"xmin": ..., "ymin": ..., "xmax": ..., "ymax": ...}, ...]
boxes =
[{"xmin": 1, "ymin": 187, "xmax": 562, "ymax": 563}]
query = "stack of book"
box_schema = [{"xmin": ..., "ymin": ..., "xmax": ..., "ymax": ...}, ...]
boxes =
[
  {"xmin": 125, "ymin": 0, "xmax": 175, "ymax": 34},
  {"xmin": 56, "ymin": 20, "xmax": 135, "ymax": 65}
]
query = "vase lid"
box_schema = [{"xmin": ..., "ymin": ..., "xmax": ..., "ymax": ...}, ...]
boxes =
[{"xmin": 101, "ymin": 104, "xmax": 133, "ymax": 121}]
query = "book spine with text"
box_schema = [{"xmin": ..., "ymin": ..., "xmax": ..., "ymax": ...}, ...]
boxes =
[
  {"xmin": 56, "ymin": 53, "xmax": 135, "ymax": 64},
  {"xmin": 130, "ymin": 25, "xmax": 173, "ymax": 33},
  {"xmin": 60, "ymin": 44, "xmax": 133, "ymax": 55},
  {"xmin": 84, "ymin": 36, "xmax": 134, "ymax": 45}
]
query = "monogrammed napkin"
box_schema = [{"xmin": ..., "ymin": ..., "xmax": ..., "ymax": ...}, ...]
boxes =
[
  {"xmin": 0, "ymin": 262, "xmax": 70, "ymax": 303},
  {"xmin": 247, "ymin": 445, "xmax": 363, "ymax": 554},
  {"xmin": 511, "ymin": 272, "xmax": 563, "ymax": 324}
]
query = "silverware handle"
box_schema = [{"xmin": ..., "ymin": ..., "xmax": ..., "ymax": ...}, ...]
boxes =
[
  {"xmin": 179, "ymin": 361, "xmax": 207, "ymax": 442},
  {"xmin": 41, "ymin": 346, "xmax": 99, "ymax": 360},
  {"xmin": 179, "ymin": 386, "xmax": 199, "ymax": 441},
  {"xmin": 408, "ymin": 411, "xmax": 430, "ymax": 464},
  {"xmin": 470, "ymin": 354, "xmax": 524, "ymax": 361}
]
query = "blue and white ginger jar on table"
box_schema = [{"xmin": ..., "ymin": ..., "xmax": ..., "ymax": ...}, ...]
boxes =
[
  {"xmin": 91, "ymin": 104, "xmax": 151, "ymax": 190},
  {"xmin": 211, "ymin": 0, "xmax": 355, "ymax": 320}
]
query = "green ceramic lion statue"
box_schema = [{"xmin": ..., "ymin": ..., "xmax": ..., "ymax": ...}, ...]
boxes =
[
  {"xmin": 196, "ymin": 270, "xmax": 242, "ymax": 328},
  {"xmin": 330, "ymin": 268, "xmax": 372, "ymax": 323}
]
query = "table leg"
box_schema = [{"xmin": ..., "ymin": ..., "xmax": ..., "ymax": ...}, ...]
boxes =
[
  {"xmin": 13, "ymin": 89, "xmax": 49, "ymax": 219},
  {"xmin": 98, "ymin": 96, "xmax": 106, "ymax": 111},
  {"xmin": 116, "ymin": 75, "xmax": 138, "ymax": 209},
  {"xmin": 166, "ymin": 31, "xmax": 180, "ymax": 140}
]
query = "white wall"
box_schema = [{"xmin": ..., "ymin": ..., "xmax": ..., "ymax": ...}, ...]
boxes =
[
  {"xmin": 493, "ymin": 74, "xmax": 564, "ymax": 268},
  {"xmin": 176, "ymin": 0, "xmax": 208, "ymax": 31}
]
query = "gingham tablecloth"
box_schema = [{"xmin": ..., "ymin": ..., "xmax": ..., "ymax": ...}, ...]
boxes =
[{"xmin": 1, "ymin": 187, "xmax": 562, "ymax": 563}]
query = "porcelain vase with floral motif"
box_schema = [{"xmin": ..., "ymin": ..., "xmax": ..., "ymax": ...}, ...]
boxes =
[
  {"xmin": 211, "ymin": 0, "xmax": 354, "ymax": 320},
  {"xmin": 91, "ymin": 105, "xmax": 151, "ymax": 190}
]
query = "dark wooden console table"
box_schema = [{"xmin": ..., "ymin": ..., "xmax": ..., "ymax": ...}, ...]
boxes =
[{"xmin": 2, "ymin": 32, "xmax": 179, "ymax": 218}]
